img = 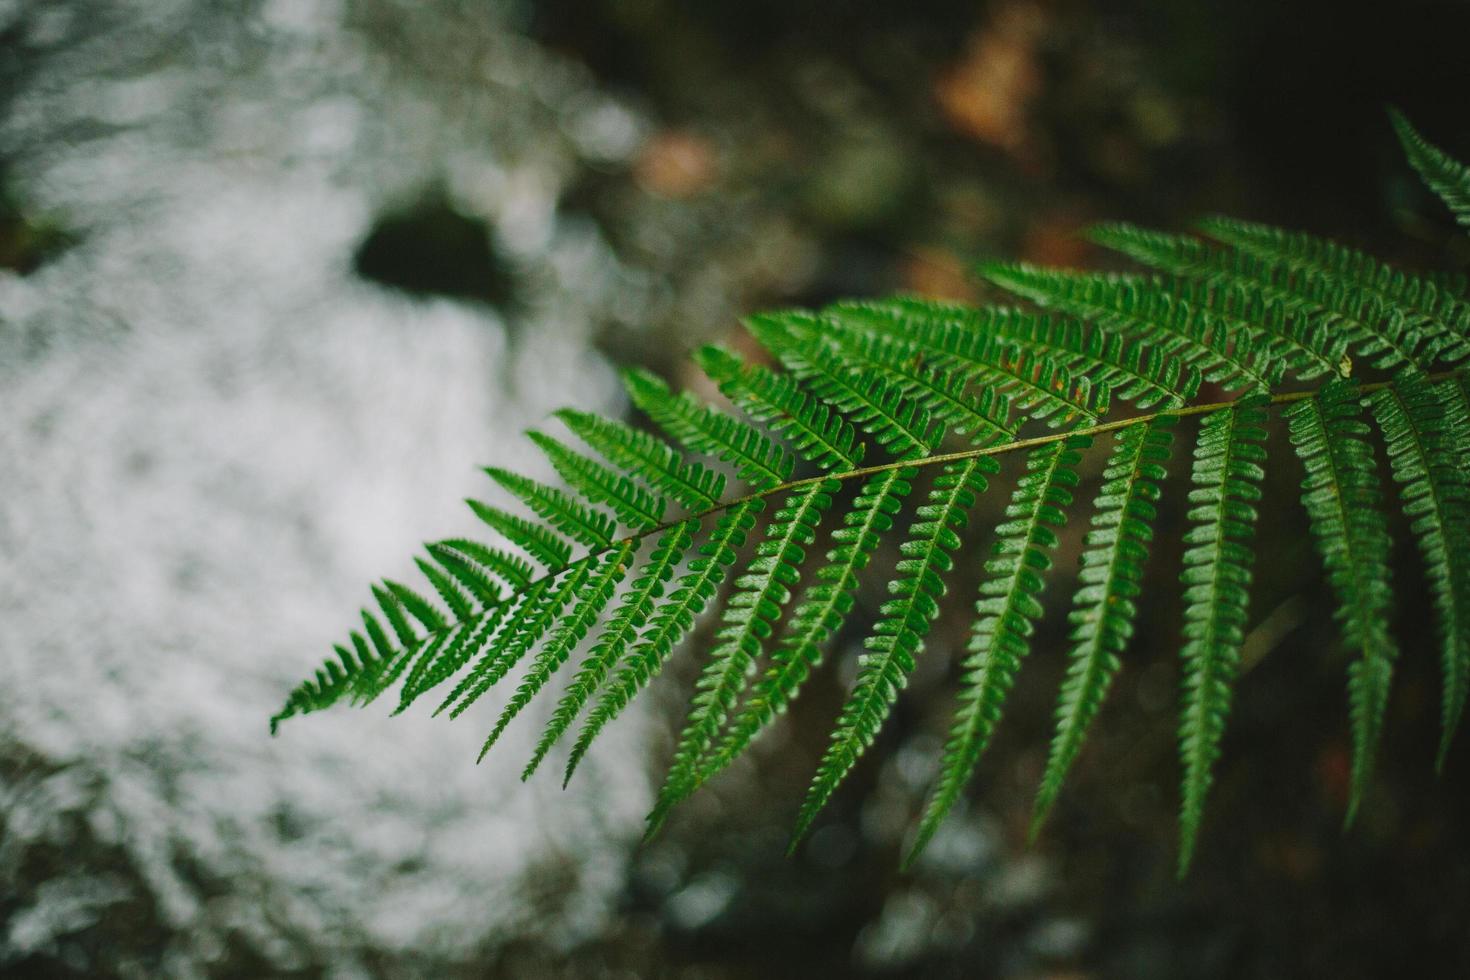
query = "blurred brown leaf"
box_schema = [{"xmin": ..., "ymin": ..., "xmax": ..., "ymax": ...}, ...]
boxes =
[
  {"xmin": 934, "ymin": 2, "xmax": 1047, "ymax": 152},
  {"xmin": 635, "ymin": 130, "xmax": 721, "ymax": 199}
]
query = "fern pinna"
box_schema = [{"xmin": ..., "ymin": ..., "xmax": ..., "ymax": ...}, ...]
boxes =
[{"xmin": 273, "ymin": 112, "xmax": 1470, "ymax": 874}]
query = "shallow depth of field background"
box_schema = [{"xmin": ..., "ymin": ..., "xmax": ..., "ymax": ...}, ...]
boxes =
[{"xmin": 3, "ymin": 1, "xmax": 1470, "ymax": 977}]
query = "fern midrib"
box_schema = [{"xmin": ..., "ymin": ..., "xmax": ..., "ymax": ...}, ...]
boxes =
[{"xmin": 369, "ymin": 370, "xmax": 1465, "ymax": 685}]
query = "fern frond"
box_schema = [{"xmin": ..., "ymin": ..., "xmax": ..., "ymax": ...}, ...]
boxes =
[
  {"xmin": 697, "ymin": 468, "xmax": 914, "ymax": 785},
  {"xmin": 527, "ymin": 431, "xmax": 666, "ymax": 530},
  {"xmin": 623, "ymin": 368, "xmax": 794, "ymax": 488},
  {"xmin": 477, "ymin": 545, "xmax": 632, "ymax": 761},
  {"xmin": 524, "ymin": 520, "xmax": 698, "ymax": 779},
  {"xmin": 1030, "ymin": 418, "xmax": 1175, "ymax": 837},
  {"xmin": 794, "ymin": 456, "xmax": 996, "ymax": 850},
  {"xmin": 413, "ymin": 557, "xmax": 475, "ymax": 622},
  {"xmin": 1087, "ymin": 223, "xmax": 1450, "ymax": 372},
  {"xmin": 1177, "ymin": 395, "xmax": 1268, "ymax": 876},
  {"xmin": 1153, "ymin": 274, "xmax": 1352, "ymax": 379},
  {"xmin": 400, "ymin": 588, "xmax": 533, "ymax": 713},
  {"xmin": 1284, "ymin": 378, "xmax": 1398, "ymax": 820},
  {"xmin": 807, "ymin": 323, "xmax": 1016, "ymax": 441},
  {"xmin": 647, "ymin": 480, "xmax": 837, "ymax": 833},
  {"xmin": 438, "ymin": 564, "xmax": 592, "ymax": 719},
  {"xmin": 277, "ymin": 111, "xmax": 1470, "ymax": 877},
  {"xmin": 748, "ymin": 313, "xmax": 943, "ymax": 460},
  {"xmin": 565, "ymin": 500, "xmax": 761, "ymax": 784},
  {"xmin": 1392, "ymin": 108, "xmax": 1470, "ymax": 231},
  {"xmin": 908, "ymin": 436, "xmax": 1089, "ymax": 863},
  {"xmin": 464, "ymin": 500, "xmax": 573, "ymax": 570},
  {"xmin": 695, "ymin": 345, "xmax": 865, "ymax": 472},
  {"xmin": 824, "ymin": 300, "xmax": 1111, "ymax": 426},
  {"xmin": 882, "ymin": 299, "xmax": 1201, "ymax": 410},
  {"xmin": 981, "ymin": 262, "xmax": 1277, "ymax": 390},
  {"xmin": 353, "ymin": 582, "xmax": 449, "ymax": 703},
  {"xmin": 1367, "ymin": 372, "xmax": 1470, "ymax": 769},
  {"xmin": 428, "ymin": 539, "xmax": 529, "ymax": 600},
  {"xmin": 271, "ymin": 641, "xmax": 365, "ymax": 733},
  {"xmin": 1197, "ymin": 216, "xmax": 1470, "ymax": 355},
  {"xmin": 555, "ymin": 408, "xmax": 726, "ymax": 511},
  {"xmin": 484, "ymin": 468, "xmax": 617, "ymax": 549}
]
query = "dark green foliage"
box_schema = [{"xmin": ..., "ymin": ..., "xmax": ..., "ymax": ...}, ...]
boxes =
[
  {"xmin": 908, "ymin": 436, "xmax": 1088, "ymax": 863},
  {"xmin": 1366, "ymin": 373, "xmax": 1470, "ymax": 769},
  {"xmin": 1285, "ymin": 379, "xmax": 1397, "ymax": 821},
  {"xmin": 647, "ymin": 479, "xmax": 837, "ymax": 834},
  {"xmin": 564, "ymin": 500, "xmax": 759, "ymax": 784},
  {"xmin": 1030, "ymin": 417, "xmax": 1175, "ymax": 838},
  {"xmin": 1394, "ymin": 109, "xmax": 1470, "ymax": 230},
  {"xmin": 698, "ymin": 468, "xmax": 912, "ymax": 786},
  {"xmin": 797, "ymin": 456, "xmax": 996, "ymax": 850},
  {"xmin": 1177, "ymin": 396, "xmax": 1268, "ymax": 875},
  {"xmin": 524, "ymin": 521, "xmax": 695, "ymax": 780},
  {"xmin": 274, "ymin": 112, "xmax": 1470, "ymax": 873}
]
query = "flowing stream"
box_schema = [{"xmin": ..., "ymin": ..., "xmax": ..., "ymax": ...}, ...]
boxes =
[{"xmin": 0, "ymin": 1, "xmax": 666, "ymax": 974}]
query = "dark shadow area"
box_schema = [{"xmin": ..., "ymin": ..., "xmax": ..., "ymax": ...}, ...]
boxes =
[{"xmin": 352, "ymin": 191, "xmax": 516, "ymax": 308}]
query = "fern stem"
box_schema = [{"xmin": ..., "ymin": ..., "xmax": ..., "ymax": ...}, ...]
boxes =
[
  {"xmin": 329, "ymin": 369, "xmax": 1470, "ymax": 713},
  {"xmin": 278, "ymin": 369, "xmax": 1466, "ymax": 741}
]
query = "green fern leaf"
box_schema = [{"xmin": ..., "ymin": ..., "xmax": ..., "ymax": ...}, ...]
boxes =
[
  {"xmin": 1177, "ymin": 395, "xmax": 1268, "ymax": 876},
  {"xmin": 1153, "ymin": 274, "xmax": 1354, "ymax": 379},
  {"xmin": 1087, "ymin": 223, "xmax": 1447, "ymax": 372},
  {"xmin": 747, "ymin": 313, "xmax": 943, "ymax": 460},
  {"xmin": 698, "ymin": 468, "xmax": 914, "ymax": 785},
  {"xmin": 1031, "ymin": 418, "xmax": 1175, "ymax": 837},
  {"xmin": 794, "ymin": 456, "xmax": 996, "ymax": 850},
  {"xmin": 477, "ymin": 545, "xmax": 632, "ymax": 761},
  {"xmin": 766, "ymin": 310, "xmax": 1013, "ymax": 442},
  {"xmin": 397, "ymin": 600, "xmax": 519, "ymax": 713},
  {"xmin": 484, "ymin": 468, "xmax": 616, "ymax": 549},
  {"xmin": 437, "ymin": 565, "xmax": 593, "ymax": 719},
  {"xmin": 425, "ymin": 580, "xmax": 553, "ymax": 718},
  {"xmin": 353, "ymin": 582, "xmax": 448, "ymax": 703},
  {"xmin": 824, "ymin": 300, "xmax": 1111, "ymax": 427},
  {"xmin": 1197, "ymin": 216, "xmax": 1470, "ymax": 355},
  {"xmin": 275, "ymin": 114, "xmax": 1470, "ymax": 876},
  {"xmin": 648, "ymin": 479, "xmax": 837, "ymax": 832},
  {"xmin": 565, "ymin": 500, "xmax": 761, "ymax": 784},
  {"xmin": 527, "ymin": 430, "xmax": 666, "ymax": 530},
  {"xmin": 556, "ymin": 408, "xmax": 726, "ymax": 511},
  {"xmin": 855, "ymin": 299, "xmax": 1199, "ymax": 410},
  {"xmin": 271, "ymin": 644, "xmax": 359, "ymax": 733},
  {"xmin": 694, "ymin": 345, "xmax": 865, "ymax": 472},
  {"xmin": 624, "ymin": 367, "xmax": 794, "ymax": 488},
  {"xmin": 524, "ymin": 520, "xmax": 699, "ymax": 779},
  {"xmin": 1392, "ymin": 108, "xmax": 1470, "ymax": 231},
  {"xmin": 1285, "ymin": 378, "xmax": 1398, "ymax": 820},
  {"xmin": 1367, "ymin": 372, "xmax": 1470, "ymax": 768},
  {"xmin": 464, "ymin": 500, "xmax": 573, "ymax": 570},
  {"xmin": 427, "ymin": 539, "xmax": 529, "ymax": 600},
  {"xmin": 981, "ymin": 262, "xmax": 1277, "ymax": 390},
  {"xmin": 908, "ymin": 436, "xmax": 1088, "ymax": 863},
  {"xmin": 413, "ymin": 557, "xmax": 475, "ymax": 621}
]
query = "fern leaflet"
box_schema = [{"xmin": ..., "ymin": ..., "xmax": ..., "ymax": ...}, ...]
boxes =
[
  {"xmin": 1177, "ymin": 395, "xmax": 1268, "ymax": 875},
  {"xmin": 908, "ymin": 436, "xmax": 1088, "ymax": 863}
]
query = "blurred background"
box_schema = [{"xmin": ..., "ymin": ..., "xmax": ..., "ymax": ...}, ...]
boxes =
[{"xmin": 3, "ymin": 0, "xmax": 1470, "ymax": 976}]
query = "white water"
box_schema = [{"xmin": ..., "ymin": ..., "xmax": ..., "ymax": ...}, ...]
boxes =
[{"xmin": 0, "ymin": 1, "xmax": 658, "ymax": 973}]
